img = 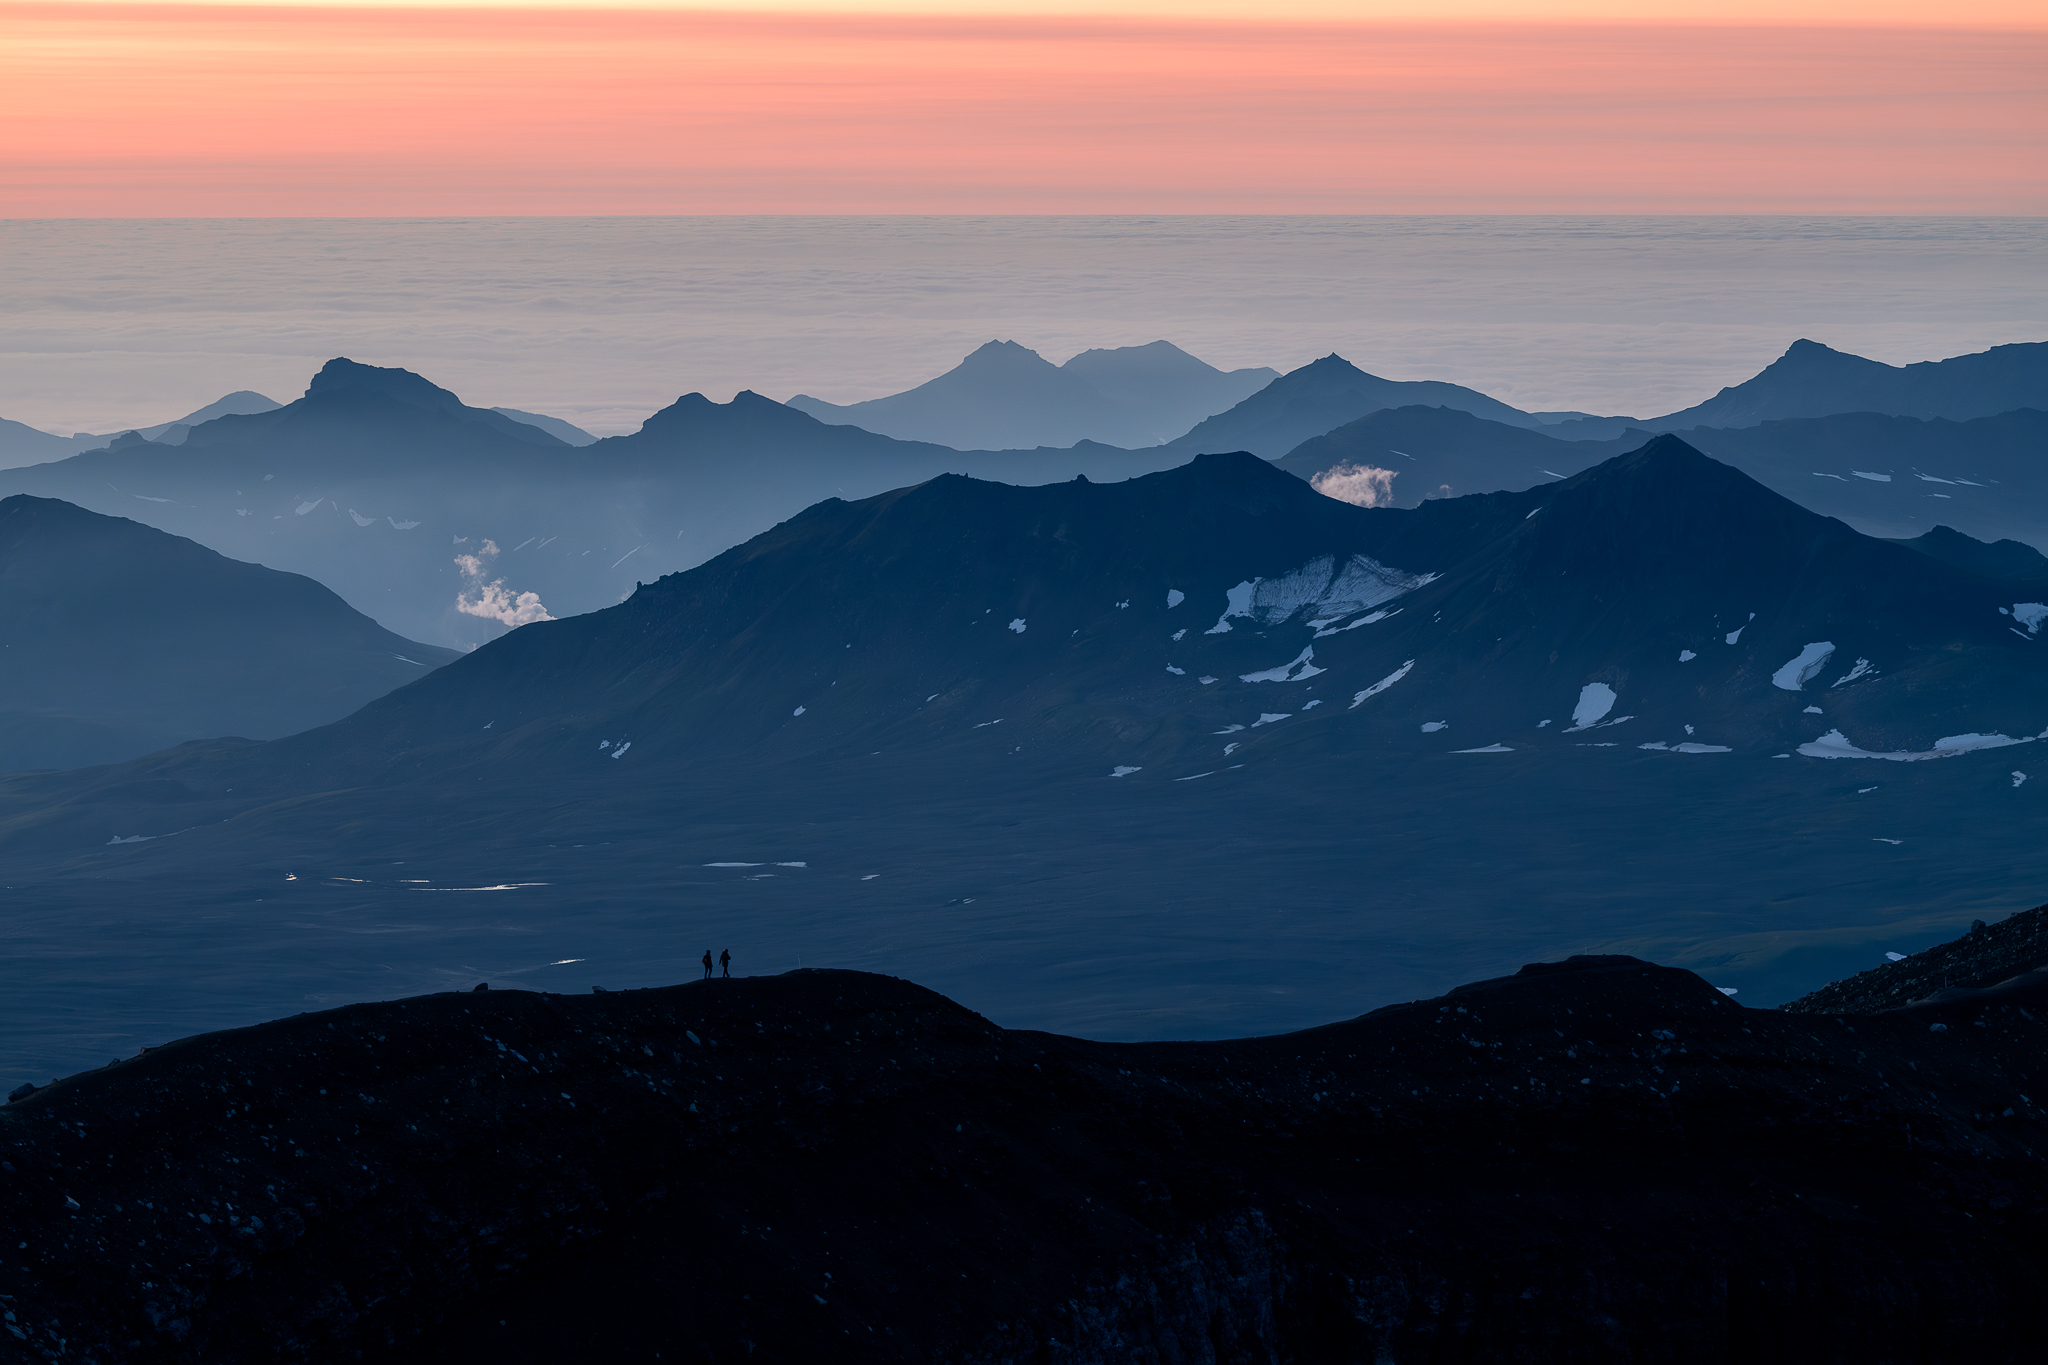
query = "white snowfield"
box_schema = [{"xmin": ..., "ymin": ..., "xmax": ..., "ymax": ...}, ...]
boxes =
[
  {"xmin": 1167, "ymin": 589, "xmax": 1185, "ymax": 608},
  {"xmin": 1240, "ymin": 647, "xmax": 1324, "ymax": 683},
  {"xmin": 1451, "ymin": 743, "xmax": 1513, "ymax": 753},
  {"xmin": 1771, "ymin": 642, "xmax": 1836, "ymax": 691},
  {"xmin": 1207, "ymin": 554, "xmax": 1434, "ymax": 635},
  {"xmin": 2011, "ymin": 603, "xmax": 2048, "ymax": 635},
  {"xmin": 1832, "ymin": 658, "xmax": 1875, "ymax": 686},
  {"xmin": 1679, "ymin": 650, "xmax": 1696, "ymax": 662},
  {"xmin": 1008, "ymin": 618, "xmax": 1026, "ymax": 633},
  {"xmin": 1421, "ymin": 721, "xmax": 1448, "ymax": 733},
  {"xmin": 1564, "ymin": 682, "xmax": 1616, "ymax": 731},
  {"xmin": 1350, "ymin": 659, "xmax": 1415, "ymax": 708},
  {"xmin": 1638, "ymin": 741, "xmax": 1733, "ymax": 753},
  {"xmin": 1797, "ymin": 728, "xmax": 2034, "ymax": 762},
  {"xmin": 1851, "ymin": 471, "xmax": 1892, "ymax": 482},
  {"xmin": 1109, "ymin": 766, "xmax": 1141, "ymax": 777}
]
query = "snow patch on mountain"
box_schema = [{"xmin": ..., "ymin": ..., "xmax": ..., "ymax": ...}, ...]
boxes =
[
  {"xmin": 1565, "ymin": 683, "xmax": 1617, "ymax": 731},
  {"xmin": 1797, "ymin": 729, "xmax": 2033, "ymax": 762},
  {"xmin": 1350, "ymin": 659, "xmax": 1415, "ymax": 708},
  {"xmin": 1240, "ymin": 647, "xmax": 1323, "ymax": 683},
  {"xmin": 1209, "ymin": 555, "xmax": 1433, "ymax": 635},
  {"xmin": 1771, "ymin": 643, "xmax": 1836, "ymax": 691}
]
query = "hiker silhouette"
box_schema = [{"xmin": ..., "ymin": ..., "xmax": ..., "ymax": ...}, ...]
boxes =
[
  {"xmin": 720, "ymin": 949, "xmax": 731, "ymax": 978},
  {"xmin": 701, "ymin": 950, "xmax": 713, "ymax": 980}
]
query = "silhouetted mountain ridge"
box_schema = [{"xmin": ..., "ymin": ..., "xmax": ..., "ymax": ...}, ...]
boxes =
[
  {"xmin": 5, "ymin": 950, "xmax": 2046, "ymax": 1361},
  {"xmin": 787, "ymin": 339, "xmax": 1277, "ymax": 450},
  {"xmin": 1649, "ymin": 338, "xmax": 2048, "ymax": 429},
  {"xmin": 0, "ymin": 494, "xmax": 456, "ymax": 771}
]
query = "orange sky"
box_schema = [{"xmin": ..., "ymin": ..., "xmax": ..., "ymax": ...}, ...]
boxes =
[{"xmin": 3, "ymin": 3, "xmax": 2043, "ymax": 214}]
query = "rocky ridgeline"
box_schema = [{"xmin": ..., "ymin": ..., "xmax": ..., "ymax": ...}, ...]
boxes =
[
  {"xmin": 1782, "ymin": 902, "xmax": 2048, "ymax": 1015},
  {"xmin": 3, "ymin": 957, "xmax": 2047, "ymax": 1362}
]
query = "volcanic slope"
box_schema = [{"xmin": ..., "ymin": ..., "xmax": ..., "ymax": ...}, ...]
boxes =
[
  {"xmin": 1, "ymin": 436, "xmax": 2044, "ymax": 1080},
  {"xmin": 0, "ymin": 495, "xmax": 457, "ymax": 771},
  {"xmin": 0, "ymin": 359, "xmax": 1187, "ymax": 648},
  {"xmin": 4, "ymin": 954, "xmax": 2048, "ymax": 1363},
  {"xmin": 195, "ymin": 433, "xmax": 2048, "ymax": 771}
]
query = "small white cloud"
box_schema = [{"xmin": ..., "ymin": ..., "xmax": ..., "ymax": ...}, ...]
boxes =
[
  {"xmin": 1311, "ymin": 462, "xmax": 1397, "ymax": 508},
  {"xmin": 455, "ymin": 538, "xmax": 553, "ymax": 626}
]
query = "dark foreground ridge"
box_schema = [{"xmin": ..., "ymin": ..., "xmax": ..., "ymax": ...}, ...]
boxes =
[
  {"xmin": 4, "ymin": 957, "xmax": 2047, "ymax": 1363},
  {"xmin": 1783, "ymin": 900, "xmax": 2048, "ymax": 1016}
]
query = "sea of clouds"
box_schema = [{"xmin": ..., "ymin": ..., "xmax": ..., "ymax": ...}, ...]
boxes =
[{"xmin": 2, "ymin": 216, "xmax": 2041, "ymax": 440}]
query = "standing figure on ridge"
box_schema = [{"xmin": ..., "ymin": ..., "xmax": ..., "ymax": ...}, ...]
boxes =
[
  {"xmin": 720, "ymin": 948, "xmax": 731, "ymax": 978},
  {"xmin": 702, "ymin": 949, "xmax": 713, "ymax": 980}
]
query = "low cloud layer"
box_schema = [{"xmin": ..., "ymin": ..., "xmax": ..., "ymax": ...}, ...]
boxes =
[
  {"xmin": 455, "ymin": 539, "xmax": 554, "ymax": 627},
  {"xmin": 1310, "ymin": 462, "xmax": 1397, "ymax": 508}
]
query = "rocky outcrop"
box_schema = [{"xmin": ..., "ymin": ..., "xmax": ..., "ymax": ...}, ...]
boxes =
[{"xmin": 1782, "ymin": 902, "xmax": 2048, "ymax": 1014}]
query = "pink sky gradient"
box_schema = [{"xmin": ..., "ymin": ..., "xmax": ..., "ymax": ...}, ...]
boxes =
[{"xmin": 3, "ymin": 5, "xmax": 2042, "ymax": 215}]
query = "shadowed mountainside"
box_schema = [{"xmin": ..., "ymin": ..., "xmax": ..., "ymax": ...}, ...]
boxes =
[
  {"xmin": 0, "ymin": 437, "xmax": 2042, "ymax": 1086},
  {"xmin": 0, "ymin": 495, "xmax": 457, "ymax": 771},
  {"xmin": 3, "ymin": 953, "xmax": 2046, "ymax": 1362}
]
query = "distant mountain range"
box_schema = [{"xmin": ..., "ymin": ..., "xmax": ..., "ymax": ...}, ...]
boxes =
[
  {"xmin": 2, "ymin": 438, "xmax": 2041, "ymax": 1082},
  {"xmin": 1158, "ymin": 353, "xmax": 1558, "ymax": 458},
  {"xmin": 491, "ymin": 406, "xmax": 598, "ymax": 446},
  {"xmin": 0, "ymin": 495, "xmax": 456, "ymax": 771},
  {"xmin": 0, "ymin": 391, "xmax": 281, "ymax": 467},
  {"xmin": 787, "ymin": 338, "xmax": 2047, "ymax": 459},
  {"xmin": 788, "ymin": 340, "xmax": 1278, "ymax": 450},
  {"xmin": 1644, "ymin": 338, "xmax": 2048, "ymax": 430},
  {"xmin": 0, "ymin": 359, "xmax": 1193, "ymax": 648},
  {"xmin": 1275, "ymin": 402, "xmax": 2048, "ymax": 551}
]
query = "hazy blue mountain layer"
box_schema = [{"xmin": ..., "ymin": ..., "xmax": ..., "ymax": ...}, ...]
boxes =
[
  {"xmin": 0, "ymin": 391, "xmax": 279, "ymax": 468},
  {"xmin": 491, "ymin": 406, "xmax": 598, "ymax": 446},
  {"xmin": 0, "ymin": 494, "xmax": 457, "ymax": 771},
  {"xmin": 1647, "ymin": 338, "xmax": 2047, "ymax": 429},
  {"xmin": 787, "ymin": 339, "xmax": 1277, "ymax": 450},
  {"xmin": 0, "ymin": 359, "xmax": 1190, "ymax": 648},
  {"xmin": 1159, "ymin": 353, "xmax": 1550, "ymax": 457},
  {"xmin": 0, "ymin": 440, "xmax": 2040, "ymax": 1084},
  {"xmin": 1275, "ymin": 402, "xmax": 2048, "ymax": 551}
]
